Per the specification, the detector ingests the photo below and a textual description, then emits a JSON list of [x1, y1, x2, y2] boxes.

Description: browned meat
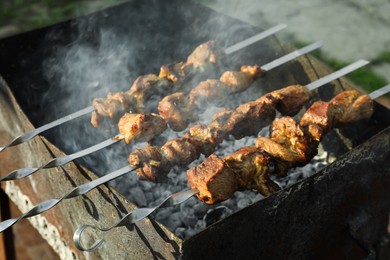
[[128, 136, 203, 183], [90, 41, 227, 128], [158, 92, 197, 131], [185, 88, 375, 204], [189, 123, 223, 156], [219, 65, 262, 93], [128, 74, 175, 111], [258, 89, 374, 176], [128, 146, 171, 182], [299, 100, 330, 133], [130, 85, 314, 182], [182, 41, 224, 78], [163, 65, 263, 130], [91, 92, 138, 127], [300, 89, 373, 132], [256, 117, 319, 176], [187, 154, 239, 204], [328, 90, 373, 127], [118, 113, 167, 144], [159, 62, 185, 83], [224, 146, 280, 195], [161, 137, 203, 167], [260, 85, 312, 115]]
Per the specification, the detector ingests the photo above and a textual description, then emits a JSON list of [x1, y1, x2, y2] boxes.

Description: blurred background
[[0, 0, 389, 259], [1, 0, 389, 94]]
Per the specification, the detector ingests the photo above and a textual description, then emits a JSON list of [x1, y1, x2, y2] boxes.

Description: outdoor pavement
[[197, 0, 390, 82]]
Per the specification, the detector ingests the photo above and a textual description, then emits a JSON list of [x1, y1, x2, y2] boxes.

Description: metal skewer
[[0, 135, 123, 181], [73, 188, 199, 252], [0, 41, 322, 182], [0, 165, 139, 233], [0, 24, 286, 153], [71, 60, 372, 251], [0, 60, 369, 235]]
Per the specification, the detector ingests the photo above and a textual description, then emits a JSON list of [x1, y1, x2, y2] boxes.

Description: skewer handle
[[0, 135, 122, 182], [0, 165, 136, 233], [73, 188, 198, 251]]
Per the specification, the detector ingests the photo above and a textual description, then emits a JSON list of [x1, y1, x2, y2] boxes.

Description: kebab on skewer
[[117, 41, 323, 144], [187, 89, 374, 204], [0, 61, 373, 234], [0, 42, 322, 182], [90, 40, 225, 128], [72, 83, 390, 253], [90, 24, 288, 128], [128, 60, 367, 182], [0, 24, 287, 153], [118, 64, 262, 143]]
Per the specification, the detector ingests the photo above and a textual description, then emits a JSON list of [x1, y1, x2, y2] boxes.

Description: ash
[[109, 121, 330, 241]]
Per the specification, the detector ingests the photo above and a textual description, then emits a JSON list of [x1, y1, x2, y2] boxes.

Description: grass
[[0, 0, 124, 32]]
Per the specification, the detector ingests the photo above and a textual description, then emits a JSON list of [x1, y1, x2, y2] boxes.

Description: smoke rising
[[37, 0, 303, 239]]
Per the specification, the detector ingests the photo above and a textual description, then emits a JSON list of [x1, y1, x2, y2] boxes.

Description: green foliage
[[0, 0, 124, 31], [373, 51, 390, 64]]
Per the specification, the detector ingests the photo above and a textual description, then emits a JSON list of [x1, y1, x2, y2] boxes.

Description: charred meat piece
[[132, 85, 313, 182], [161, 137, 203, 167], [189, 123, 223, 156], [256, 117, 319, 176], [219, 65, 262, 93], [159, 62, 185, 83], [187, 154, 239, 204], [328, 90, 373, 127], [182, 41, 224, 79], [260, 85, 312, 115], [129, 74, 175, 111], [118, 113, 167, 144], [300, 89, 373, 132], [158, 92, 197, 131], [224, 146, 280, 196], [91, 92, 138, 127], [162, 65, 265, 132], [128, 146, 171, 182]]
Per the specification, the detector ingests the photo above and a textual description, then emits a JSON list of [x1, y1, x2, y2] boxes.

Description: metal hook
[[73, 224, 106, 252], [73, 188, 199, 251]]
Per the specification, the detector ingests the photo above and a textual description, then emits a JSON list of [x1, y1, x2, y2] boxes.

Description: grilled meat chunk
[[118, 113, 167, 144], [128, 146, 171, 182], [224, 146, 280, 195], [260, 85, 312, 115], [128, 74, 175, 112], [91, 92, 138, 127], [131, 85, 314, 181], [161, 137, 203, 167], [219, 65, 262, 93], [158, 92, 197, 131], [91, 41, 225, 128], [256, 117, 319, 176], [159, 62, 185, 83], [300, 89, 373, 132], [183, 40, 224, 78], [189, 123, 223, 156], [187, 154, 239, 204]]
